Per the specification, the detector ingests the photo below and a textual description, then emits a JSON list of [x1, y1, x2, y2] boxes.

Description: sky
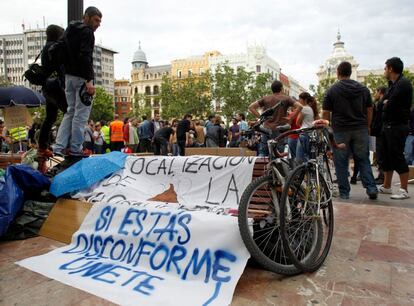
[[1, 0, 413, 89]]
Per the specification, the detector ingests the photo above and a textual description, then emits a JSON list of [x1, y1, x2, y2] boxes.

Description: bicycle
[[238, 102, 303, 276], [278, 124, 340, 272]]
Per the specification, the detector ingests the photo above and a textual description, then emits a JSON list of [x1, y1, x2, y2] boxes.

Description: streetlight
[[67, 0, 83, 25]]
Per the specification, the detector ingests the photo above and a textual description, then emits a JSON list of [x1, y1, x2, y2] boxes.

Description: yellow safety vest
[[9, 127, 27, 142], [101, 125, 110, 144]]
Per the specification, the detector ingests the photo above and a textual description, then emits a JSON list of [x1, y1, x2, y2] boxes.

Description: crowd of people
[[1, 5, 413, 201]]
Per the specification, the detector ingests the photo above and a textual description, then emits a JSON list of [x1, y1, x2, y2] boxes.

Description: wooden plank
[[409, 166, 414, 184], [0, 153, 22, 169], [185, 147, 257, 157], [39, 199, 92, 244], [185, 147, 218, 156]]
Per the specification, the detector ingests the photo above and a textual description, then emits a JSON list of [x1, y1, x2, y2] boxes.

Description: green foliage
[[211, 65, 252, 119], [89, 87, 115, 123], [0, 76, 13, 87], [363, 73, 387, 93], [131, 93, 152, 119], [160, 73, 212, 119], [211, 64, 272, 121], [159, 65, 273, 121], [309, 77, 336, 103]]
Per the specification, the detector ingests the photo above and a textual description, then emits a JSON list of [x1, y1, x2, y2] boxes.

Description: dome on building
[[132, 42, 148, 65], [317, 31, 359, 81], [331, 31, 352, 60]]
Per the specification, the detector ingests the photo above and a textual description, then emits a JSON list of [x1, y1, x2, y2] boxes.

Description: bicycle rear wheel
[[279, 164, 334, 272], [238, 175, 301, 275]]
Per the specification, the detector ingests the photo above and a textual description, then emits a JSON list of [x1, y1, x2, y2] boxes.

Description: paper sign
[[4, 106, 32, 129]]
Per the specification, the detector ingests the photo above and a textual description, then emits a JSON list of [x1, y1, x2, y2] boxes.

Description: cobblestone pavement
[[1, 179, 413, 305]]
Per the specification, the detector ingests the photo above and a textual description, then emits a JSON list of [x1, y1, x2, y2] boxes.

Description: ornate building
[[317, 31, 413, 86], [130, 43, 170, 117], [171, 51, 220, 79], [209, 44, 281, 80], [317, 31, 359, 81]]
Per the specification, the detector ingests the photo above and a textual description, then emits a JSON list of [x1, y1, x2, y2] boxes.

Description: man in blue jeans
[[53, 7, 102, 158], [322, 61, 378, 200]]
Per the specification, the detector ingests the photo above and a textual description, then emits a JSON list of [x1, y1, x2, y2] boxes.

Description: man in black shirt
[[370, 86, 387, 184], [379, 57, 413, 200], [53, 6, 102, 157], [323, 61, 378, 200], [153, 122, 174, 155], [176, 114, 192, 156]]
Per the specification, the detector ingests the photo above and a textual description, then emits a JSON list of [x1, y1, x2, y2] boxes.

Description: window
[[153, 85, 159, 95], [188, 69, 192, 77], [177, 70, 182, 78], [256, 65, 261, 73]]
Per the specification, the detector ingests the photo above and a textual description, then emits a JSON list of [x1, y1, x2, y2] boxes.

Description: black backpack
[[48, 22, 87, 71], [48, 35, 70, 72], [23, 51, 48, 86]]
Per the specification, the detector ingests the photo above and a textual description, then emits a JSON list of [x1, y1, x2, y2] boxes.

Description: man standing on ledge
[[322, 61, 378, 200], [53, 6, 102, 158], [378, 57, 413, 199]]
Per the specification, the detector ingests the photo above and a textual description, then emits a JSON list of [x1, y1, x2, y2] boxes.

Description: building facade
[[171, 51, 220, 79], [114, 79, 131, 119], [289, 76, 307, 99], [93, 45, 117, 94], [317, 31, 359, 82], [209, 45, 281, 80], [130, 44, 171, 117], [0, 28, 117, 94], [317, 31, 414, 86]]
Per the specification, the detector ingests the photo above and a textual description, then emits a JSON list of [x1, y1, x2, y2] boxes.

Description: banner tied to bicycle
[[18, 155, 257, 306]]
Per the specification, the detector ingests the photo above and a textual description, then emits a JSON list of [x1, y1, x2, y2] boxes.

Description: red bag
[[121, 147, 133, 154]]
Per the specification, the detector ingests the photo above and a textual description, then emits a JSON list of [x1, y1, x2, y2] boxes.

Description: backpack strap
[[33, 50, 42, 63]]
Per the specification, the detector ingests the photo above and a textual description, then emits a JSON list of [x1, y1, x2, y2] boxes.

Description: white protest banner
[[79, 155, 257, 213], [18, 202, 250, 306]]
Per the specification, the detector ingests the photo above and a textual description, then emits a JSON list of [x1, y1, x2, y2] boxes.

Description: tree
[[160, 73, 212, 119], [0, 76, 12, 87], [130, 93, 152, 119], [89, 87, 115, 123], [363, 73, 387, 94], [309, 77, 336, 103], [211, 64, 270, 120]]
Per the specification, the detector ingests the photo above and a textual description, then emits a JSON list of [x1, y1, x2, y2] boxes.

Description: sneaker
[[379, 185, 392, 194], [390, 189, 410, 200], [367, 192, 378, 200], [350, 177, 357, 185]]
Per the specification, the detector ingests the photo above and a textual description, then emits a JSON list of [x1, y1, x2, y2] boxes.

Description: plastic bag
[[8, 164, 50, 193], [0, 168, 24, 236]]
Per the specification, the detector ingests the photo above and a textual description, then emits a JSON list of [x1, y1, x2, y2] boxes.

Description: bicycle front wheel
[[238, 175, 301, 276], [279, 164, 334, 272]]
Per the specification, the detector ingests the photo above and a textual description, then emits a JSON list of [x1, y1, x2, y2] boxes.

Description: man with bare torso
[[248, 80, 302, 156]]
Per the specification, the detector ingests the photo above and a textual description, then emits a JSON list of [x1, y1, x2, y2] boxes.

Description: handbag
[[23, 51, 47, 86]]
